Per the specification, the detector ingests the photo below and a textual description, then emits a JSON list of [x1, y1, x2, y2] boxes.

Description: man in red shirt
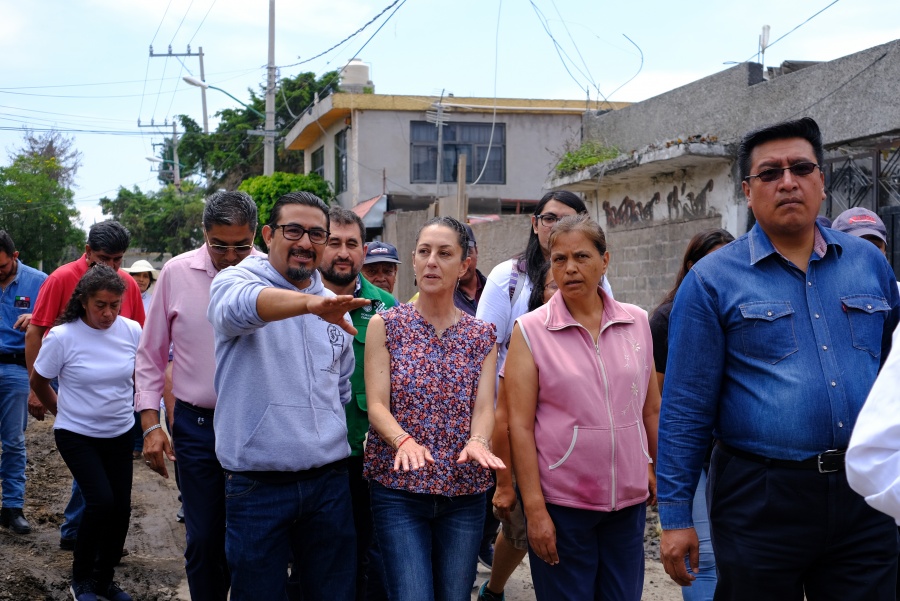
[[25, 220, 145, 549]]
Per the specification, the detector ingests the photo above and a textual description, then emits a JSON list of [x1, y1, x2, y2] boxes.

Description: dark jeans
[[224, 464, 356, 601], [173, 400, 229, 601], [370, 481, 485, 601], [709, 444, 899, 601], [347, 456, 388, 601], [527, 502, 646, 601], [54, 428, 132, 585]]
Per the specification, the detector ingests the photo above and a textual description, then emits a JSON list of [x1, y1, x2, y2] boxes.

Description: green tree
[[0, 153, 84, 271], [170, 71, 340, 191], [238, 172, 333, 246], [99, 183, 205, 257]]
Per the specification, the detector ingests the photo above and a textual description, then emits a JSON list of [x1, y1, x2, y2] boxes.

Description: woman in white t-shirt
[[31, 265, 142, 601]]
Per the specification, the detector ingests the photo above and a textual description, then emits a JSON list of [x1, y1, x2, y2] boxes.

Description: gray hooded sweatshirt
[[208, 255, 354, 472]]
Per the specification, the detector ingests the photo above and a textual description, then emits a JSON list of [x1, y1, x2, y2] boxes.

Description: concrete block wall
[[606, 215, 724, 312], [383, 212, 535, 303]]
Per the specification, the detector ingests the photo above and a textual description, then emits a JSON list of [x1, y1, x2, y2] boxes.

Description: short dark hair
[[87, 221, 130, 254], [416, 216, 469, 257], [738, 117, 824, 180], [527, 261, 553, 312], [328, 206, 365, 241], [0, 230, 16, 256], [268, 192, 330, 230], [203, 191, 258, 233], [55, 265, 126, 326]]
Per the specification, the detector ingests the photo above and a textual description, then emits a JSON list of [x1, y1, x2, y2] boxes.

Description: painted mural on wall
[[602, 179, 719, 227]]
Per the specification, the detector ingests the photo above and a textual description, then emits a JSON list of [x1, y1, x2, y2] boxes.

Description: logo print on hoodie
[[323, 324, 345, 374]]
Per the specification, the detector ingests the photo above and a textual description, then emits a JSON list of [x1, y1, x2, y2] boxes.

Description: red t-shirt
[[30, 254, 146, 328]]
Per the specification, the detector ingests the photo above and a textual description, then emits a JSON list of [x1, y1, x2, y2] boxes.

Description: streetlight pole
[[183, 77, 265, 118]]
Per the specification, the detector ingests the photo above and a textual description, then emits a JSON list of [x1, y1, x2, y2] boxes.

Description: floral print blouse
[[364, 303, 496, 496]]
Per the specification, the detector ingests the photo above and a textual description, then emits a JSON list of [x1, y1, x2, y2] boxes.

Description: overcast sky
[[1, 0, 898, 228]]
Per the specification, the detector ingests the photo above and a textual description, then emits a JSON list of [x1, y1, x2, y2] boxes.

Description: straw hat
[[122, 259, 160, 279]]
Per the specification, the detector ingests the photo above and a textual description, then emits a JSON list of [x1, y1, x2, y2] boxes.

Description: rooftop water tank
[[341, 59, 374, 94]]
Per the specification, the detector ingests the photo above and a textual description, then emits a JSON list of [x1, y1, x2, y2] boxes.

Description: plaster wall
[[310, 109, 583, 209]]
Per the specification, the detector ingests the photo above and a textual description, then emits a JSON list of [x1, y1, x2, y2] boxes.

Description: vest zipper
[[594, 338, 616, 510]]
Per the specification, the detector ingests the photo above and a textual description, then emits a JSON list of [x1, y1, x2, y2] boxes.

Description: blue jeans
[[173, 400, 228, 601], [369, 482, 485, 601], [683, 470, 716, 601], [528, 502, 646, 601], [0, 364, 29, 508], [224, 464, 356, 601]]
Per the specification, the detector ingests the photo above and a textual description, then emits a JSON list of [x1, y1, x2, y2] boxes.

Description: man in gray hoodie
[[208, 191, 369, 601]]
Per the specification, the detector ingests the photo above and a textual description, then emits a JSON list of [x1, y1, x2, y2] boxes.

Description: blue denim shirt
[[0, 260, 47, 354], [657, 223, 900, 530]]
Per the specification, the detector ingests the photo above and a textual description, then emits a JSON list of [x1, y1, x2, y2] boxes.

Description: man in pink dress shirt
[[135, 191, 260, 601]]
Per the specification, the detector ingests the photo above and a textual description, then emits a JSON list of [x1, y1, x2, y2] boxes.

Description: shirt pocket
[[841, 295, 890, 358], [739, 301, 798, 364]]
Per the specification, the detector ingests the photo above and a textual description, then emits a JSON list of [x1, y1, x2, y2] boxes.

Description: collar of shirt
[[748, 222, 835, 266]]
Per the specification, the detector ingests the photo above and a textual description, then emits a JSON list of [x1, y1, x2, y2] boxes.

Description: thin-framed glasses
[[535, 213, 561, 227], [206, 241, 254, 256], [743, 162, 820, 183], [271, 224, 329, 245]]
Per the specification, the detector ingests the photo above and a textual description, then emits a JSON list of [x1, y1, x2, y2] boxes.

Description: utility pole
[[172, 121, 182, 191], [264, 0, 276, 176]]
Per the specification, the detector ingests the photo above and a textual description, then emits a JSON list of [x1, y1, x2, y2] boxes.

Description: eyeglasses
[[271, 224, 329, 245], [544, 281, 559, 292], [744, 162, 820, 183], [207, 242, 254, 256], [535, 214, 561, 227]]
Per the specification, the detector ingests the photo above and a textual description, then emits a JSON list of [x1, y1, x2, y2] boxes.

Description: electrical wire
[[278, 0, 402, 70], [786, 51, 887, 119], [527, 0, 590, 93], [168, 0, 196, 47], [742, 0, 841, 63], [277, 0, 408, 139], [547, 0, 597, 99], [470, 0, 502, 187], [187, 0, 218, 46], [604, 34, 643, 104]]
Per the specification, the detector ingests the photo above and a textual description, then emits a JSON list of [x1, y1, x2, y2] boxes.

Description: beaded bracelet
[[142, 423, 162, 439], [467, 435, 490, 449]]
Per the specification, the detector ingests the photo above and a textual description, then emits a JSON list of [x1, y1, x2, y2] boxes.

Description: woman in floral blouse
[[364, 216, 505, 601]]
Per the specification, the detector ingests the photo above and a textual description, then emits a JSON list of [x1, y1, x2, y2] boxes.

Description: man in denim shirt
[[658, 117, 900, 600]]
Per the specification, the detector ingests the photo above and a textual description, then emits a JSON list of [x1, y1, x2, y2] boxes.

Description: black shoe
[[0, 507, 31, 534], [60, 536, 76, 551]]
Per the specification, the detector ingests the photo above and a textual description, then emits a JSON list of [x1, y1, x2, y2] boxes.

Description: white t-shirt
[[34, 317, 142, 438]]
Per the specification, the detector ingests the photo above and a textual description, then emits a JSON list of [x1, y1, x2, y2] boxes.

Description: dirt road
[[1, 418, 682, 601]]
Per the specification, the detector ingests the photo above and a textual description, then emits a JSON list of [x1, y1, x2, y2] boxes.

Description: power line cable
[[742, 0, 841, 63], [187, 0, 218, 46], [0, 67, 263, 90], [547, 0, 598, 98], [786, 51, 887, 119], [470, 0, 502, 187], [527, 1, 589, 92], [168, 0, 196, 47], [278, 0, 402, 70]]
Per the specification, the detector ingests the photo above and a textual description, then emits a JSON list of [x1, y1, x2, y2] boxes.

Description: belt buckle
[[817, 449, 843, 474]]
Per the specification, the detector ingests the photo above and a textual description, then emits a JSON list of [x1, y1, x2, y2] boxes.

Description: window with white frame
[[410, 121, 505, 185], [311, 146, 325, 178], [334, 129, 348, 195]]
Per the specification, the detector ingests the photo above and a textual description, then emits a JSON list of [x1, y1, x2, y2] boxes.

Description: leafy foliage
[[161, 71, 341, 192], [238, 172, 333, 246], [0, 149, 84, 271], [99, 183, 205, 257], [11, 130, 83, 189], [555, 141, 621, 176]]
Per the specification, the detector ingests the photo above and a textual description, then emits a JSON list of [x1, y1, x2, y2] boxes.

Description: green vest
[[346, 276, 397, 455]]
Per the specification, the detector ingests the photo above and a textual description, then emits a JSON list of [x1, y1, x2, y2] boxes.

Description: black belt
[[0, 353, 26, 367], [719, 442, 845, 473], [229, 458, 348, 484], [175, 399, 215, 417]]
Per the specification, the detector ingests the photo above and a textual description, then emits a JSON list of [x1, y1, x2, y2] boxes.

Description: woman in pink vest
[[506, 214, 660, 601]]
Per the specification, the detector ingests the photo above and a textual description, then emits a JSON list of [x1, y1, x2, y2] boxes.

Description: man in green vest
[[320, 206, 396, 600]]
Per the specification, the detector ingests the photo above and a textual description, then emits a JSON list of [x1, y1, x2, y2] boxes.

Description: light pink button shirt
[[134, 246, 262, 411]]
